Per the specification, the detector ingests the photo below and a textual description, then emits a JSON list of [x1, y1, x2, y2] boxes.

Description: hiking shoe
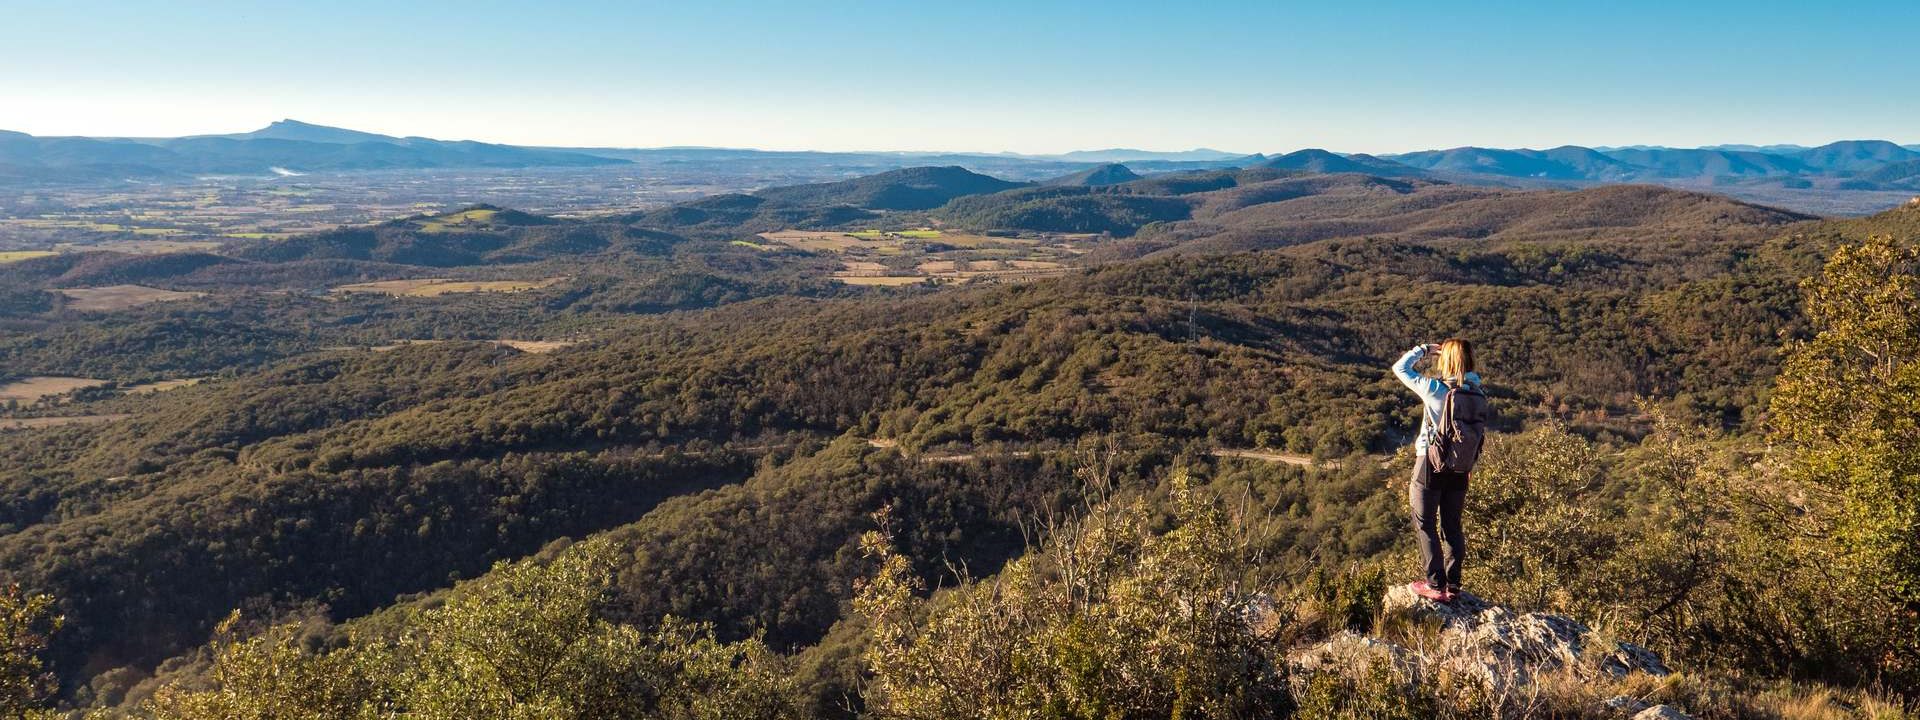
[[1407, 581, 1450, 603]]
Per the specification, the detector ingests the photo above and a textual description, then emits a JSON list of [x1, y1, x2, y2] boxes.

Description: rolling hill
[[9, 192, 1915, 715], [230, 206, 681, 266], [931, 165, 1814, 253], [1259, 149, 1426, 177], [1599, 147, 1807, 178], [7, 154, 1920, 715], [1385, 140, 1920, 191], [751, 165, 1029, 210], [1387, 146, 1636, 181], [1793, 139, 1920, 172], [1042, 163, 1143, 186]]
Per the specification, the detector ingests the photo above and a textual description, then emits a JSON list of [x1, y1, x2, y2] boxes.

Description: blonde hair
[[1434, 337, 1475, 384]]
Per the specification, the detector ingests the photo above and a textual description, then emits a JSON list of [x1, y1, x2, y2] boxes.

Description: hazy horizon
[[7, 116, 1916, 159], [4, 1, 1918, 153]]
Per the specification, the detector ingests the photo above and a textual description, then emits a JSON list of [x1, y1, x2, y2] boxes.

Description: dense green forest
[[1, 167, 1917, 718]]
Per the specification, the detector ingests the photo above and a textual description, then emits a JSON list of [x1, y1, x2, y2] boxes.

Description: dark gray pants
[[1409, 456, 1468, 590]]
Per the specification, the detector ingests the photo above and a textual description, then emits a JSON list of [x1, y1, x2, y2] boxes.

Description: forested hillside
[[2, 165, 1918, 718]]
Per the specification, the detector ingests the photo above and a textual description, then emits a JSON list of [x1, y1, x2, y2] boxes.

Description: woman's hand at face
[[1424, 343, 1441, 353]]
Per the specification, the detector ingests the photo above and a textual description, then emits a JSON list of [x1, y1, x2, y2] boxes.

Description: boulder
[[1632, 705, 1694, 720], [1606, 695, 1653, 714], [1380, 586, 1671, 689], [1287, 630, 1418, 677]]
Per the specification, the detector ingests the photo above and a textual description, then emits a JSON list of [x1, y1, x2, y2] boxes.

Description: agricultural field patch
[[757, 230, 868, 253], [124, 378, 205, 394], [344, 339, 578, 353], [849, 229, 943, 240], [65, 239, 225, 254], [0, 376, 110, 403], [413, 208, 500, 233], [838, 260, 888, 273], [833, 276, 929, 286], [791, 226, 1082, 287], [331, 277, 568, 297], [54, 285, 208, 311], [0, 250, 58, 264], [494, 339, 577, 354], [0, 414, 133, 430]]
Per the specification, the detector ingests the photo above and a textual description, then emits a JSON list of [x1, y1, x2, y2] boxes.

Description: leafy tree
[[0, 583, 60, 720], [1769, 234, 1920, 689]]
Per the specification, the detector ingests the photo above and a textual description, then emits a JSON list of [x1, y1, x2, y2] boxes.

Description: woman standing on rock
[[1392, 338, 1491, 603]]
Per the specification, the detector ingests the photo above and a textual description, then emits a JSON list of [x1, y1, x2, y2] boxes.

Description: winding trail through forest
[[867, 437, 1344, 469]]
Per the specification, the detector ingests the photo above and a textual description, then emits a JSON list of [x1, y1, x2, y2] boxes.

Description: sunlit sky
[[3, 0, 1916, 154]]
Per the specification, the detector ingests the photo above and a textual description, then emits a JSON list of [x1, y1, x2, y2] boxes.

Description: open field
[[0, 250, 58, 263], [495, 340, 576, 353], [54, 285, 208, 311], [65, 239, 225, 254], [413, 208, 500, 232], [346, 339, 579, 353], [758, 230, 869, 252], [125, 378, 205, 394], [764, 229, 1034, 254], [0, 165, 813, 252], [849, 229, 943, 240], [837, 260, 888, 274], [331, 277, 567, 297], [772, 226, 1081, 287], [0, 376, 109, 403], [830, 256, 1071, 286], [0, 414, 133, 430], [833, 276, 929, 286]]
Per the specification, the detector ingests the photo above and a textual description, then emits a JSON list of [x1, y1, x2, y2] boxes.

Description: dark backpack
[[1425, 381, 1491, 474]]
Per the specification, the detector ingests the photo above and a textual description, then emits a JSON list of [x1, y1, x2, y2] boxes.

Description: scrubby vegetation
[[0, 166, 1916, 717]]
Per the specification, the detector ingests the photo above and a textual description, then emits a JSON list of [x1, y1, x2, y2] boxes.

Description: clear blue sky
[[3, 0, 1915, 154]]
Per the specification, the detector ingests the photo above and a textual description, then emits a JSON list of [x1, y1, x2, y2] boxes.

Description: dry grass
[[347, 339, 576, 353], [80, 239, 224, 254], [494, 340, 575, 354], [0, 376, 109, 402], [835, 276, 928, 286], [758, 230, 870, 253], [0, 414, 133, 430], [0, 250, 57, 264], [54, 285, 207, 311], [331, 277, 567, 297], [414, 208, 500, 233], [124, 378, 204, 394], [926, 232, 1035, 248]]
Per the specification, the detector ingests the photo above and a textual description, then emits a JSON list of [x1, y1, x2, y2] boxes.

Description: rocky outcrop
[[1285, 587, 1688, 717], [1632, 706, 1694, 720], [1378, 585, 1670, 685]]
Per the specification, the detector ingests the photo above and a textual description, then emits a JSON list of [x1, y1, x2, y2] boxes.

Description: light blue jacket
[[1393, 345, 1483, 455]]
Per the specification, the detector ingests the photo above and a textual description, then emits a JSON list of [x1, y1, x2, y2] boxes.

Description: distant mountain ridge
[[0, 120, 624, 183], [1260, 148, 1425, 177], [222, 119, 407, 144], [1385, 140, 1920, 190], [5, 119, 1919, 198], [1049, 148, 1245, 163]]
